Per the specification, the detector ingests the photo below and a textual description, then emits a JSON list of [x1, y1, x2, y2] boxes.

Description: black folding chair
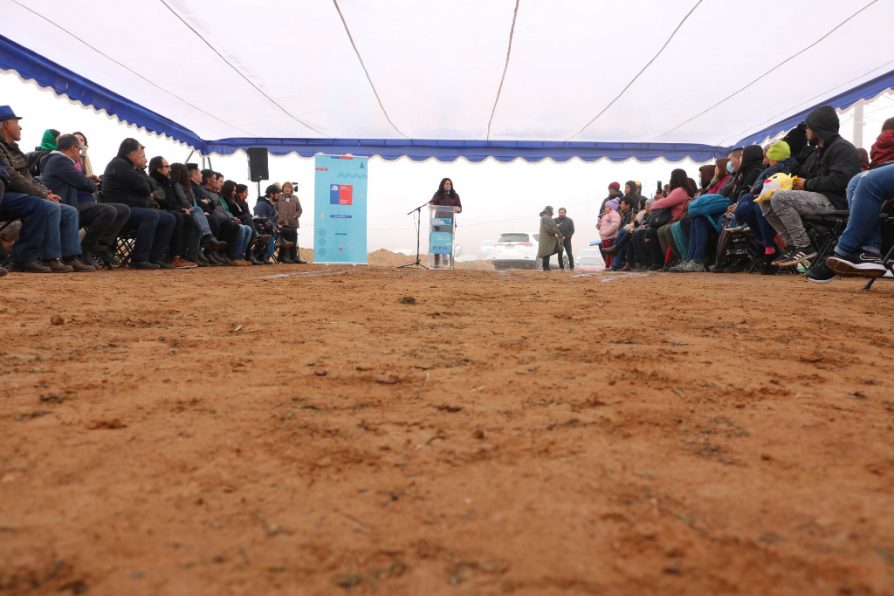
[[802, 210, 849, 267], [0, 214, 20, 269]]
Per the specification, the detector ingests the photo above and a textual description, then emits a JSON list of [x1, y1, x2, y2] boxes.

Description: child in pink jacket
[[597, 204, 621, 268]]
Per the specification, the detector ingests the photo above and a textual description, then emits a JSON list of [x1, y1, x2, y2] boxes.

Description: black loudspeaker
[[247, 147, 269, 182]]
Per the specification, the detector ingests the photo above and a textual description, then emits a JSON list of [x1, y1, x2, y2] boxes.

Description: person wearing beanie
[[597, 181, 623, 222], [732, 141, 799, 272], [765, 140, 790, 163], [760, 105, 860, 271]]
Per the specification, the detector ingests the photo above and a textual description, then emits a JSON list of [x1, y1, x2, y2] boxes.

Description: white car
[[489, 232, 559, 269]]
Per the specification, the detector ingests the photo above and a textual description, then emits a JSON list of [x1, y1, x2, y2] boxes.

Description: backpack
[[26, 150, 51, 177]]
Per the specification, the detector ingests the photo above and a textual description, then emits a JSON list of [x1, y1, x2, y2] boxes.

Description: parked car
[[575, 248, 604, 272], [489, 232, 560, 269], [489, 232, 537, 269]]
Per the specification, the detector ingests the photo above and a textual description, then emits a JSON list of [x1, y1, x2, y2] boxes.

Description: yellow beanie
[[766, 140, 791, 162]]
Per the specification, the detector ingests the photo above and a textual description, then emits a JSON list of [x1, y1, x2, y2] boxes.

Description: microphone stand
[[398, 200, 431, 269]]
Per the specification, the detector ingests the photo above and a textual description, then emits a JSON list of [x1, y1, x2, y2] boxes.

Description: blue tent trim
[[735, 67, 894, 147], [204, 138, 728, 162], [0, 34, 206, 150]]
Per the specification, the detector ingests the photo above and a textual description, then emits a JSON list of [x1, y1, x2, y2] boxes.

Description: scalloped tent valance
[[2, 0, 894, 162]]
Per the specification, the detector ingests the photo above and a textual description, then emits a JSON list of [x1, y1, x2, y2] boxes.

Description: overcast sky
[[2, 73, 892, 257]]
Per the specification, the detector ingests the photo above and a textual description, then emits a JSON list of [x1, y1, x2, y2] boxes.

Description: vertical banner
[[313, 155, 368, 265]]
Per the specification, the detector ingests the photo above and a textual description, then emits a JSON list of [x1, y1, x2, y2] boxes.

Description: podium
[[428, 204, 457, 269]]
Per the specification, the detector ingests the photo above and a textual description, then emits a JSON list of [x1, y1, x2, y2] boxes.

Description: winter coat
[[706, 174, 731, 195], [40, 151, 96, 208], [0, 140, 49, 198], [149, 172, 183, 211], [648, 187, 690, 219], [101, 155, 153, 208], [750, 158, 798, 194], [276, 193, 302, 228], [536, 212, 562, 258], [802, 136, 861, 209], [870, 129, 894, 169], [802, 106, 861, 209], [254, 196, 277, 220], [430, 191, 462, 210], [554, 215, 574, 238], [687, 194, 732, 232], [597, 209, 621, 240], [172, 182, 195, 211]]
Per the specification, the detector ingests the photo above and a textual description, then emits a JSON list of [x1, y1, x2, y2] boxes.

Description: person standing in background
[[276, 181, 305, 264], [554, 207, 575, 271], [537, 205, 562, 271]]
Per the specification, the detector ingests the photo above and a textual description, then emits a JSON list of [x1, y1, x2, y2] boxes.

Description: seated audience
[[761, 106, 860, 267], [41, 133, 130, 267], [148, 156, 197, 268], [809, 117, 894, 282], [101, 138, 175, 269], [0, 106, 89, 273]]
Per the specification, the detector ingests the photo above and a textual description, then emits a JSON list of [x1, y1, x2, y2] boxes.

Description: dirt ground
[[1, 264, 893, 595]]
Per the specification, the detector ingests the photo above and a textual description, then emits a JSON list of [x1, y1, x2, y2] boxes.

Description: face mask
[[726, 161, 734, 174]]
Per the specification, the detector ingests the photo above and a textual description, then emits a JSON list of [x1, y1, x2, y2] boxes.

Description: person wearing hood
[[672, 146, 764, 272], [761, 106, 860, 268], [734, 140, 799, 271], [536, 205, 562, 271], [101, 138, 176, 269], [809, 118, 894, 283], [37, 129, 60, 151]]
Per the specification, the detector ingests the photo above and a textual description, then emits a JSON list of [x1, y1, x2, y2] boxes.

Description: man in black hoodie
[[761, 106, 860, 267]]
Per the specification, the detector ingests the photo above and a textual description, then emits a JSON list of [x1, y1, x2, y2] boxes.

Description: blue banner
[[313, 155, 368, 264]]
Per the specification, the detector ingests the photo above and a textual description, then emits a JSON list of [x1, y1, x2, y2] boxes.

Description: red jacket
[[870, 129, 894, 168]]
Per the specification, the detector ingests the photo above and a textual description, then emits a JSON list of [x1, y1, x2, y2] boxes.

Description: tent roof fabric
[[2, 0, 894, 161]]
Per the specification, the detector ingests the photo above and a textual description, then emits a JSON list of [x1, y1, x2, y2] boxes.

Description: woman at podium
[[429, 178, 463, 267]]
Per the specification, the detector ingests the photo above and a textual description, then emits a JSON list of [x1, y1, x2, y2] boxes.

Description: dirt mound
[[1, 267, 892, 593]]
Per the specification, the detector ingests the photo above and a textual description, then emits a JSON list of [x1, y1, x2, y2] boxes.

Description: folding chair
[[0, 214, 19, 269], [113, 229, 137, 268], [802, 210, 849, 267], [864, 210, 894, 290]]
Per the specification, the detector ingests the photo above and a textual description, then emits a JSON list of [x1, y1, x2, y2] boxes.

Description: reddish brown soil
[[2, 266, 893, 594]]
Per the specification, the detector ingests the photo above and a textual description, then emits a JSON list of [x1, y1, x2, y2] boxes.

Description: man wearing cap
[[537, 205, 562, 271], [255, 184, 290, 263], [0, 105, 93, 273], [760, 106, 860, 268]]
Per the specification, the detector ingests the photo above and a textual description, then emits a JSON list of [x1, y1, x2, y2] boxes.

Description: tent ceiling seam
[[331, 0, 408, 139], [564, 0, 702, 142], [656, 0, 880, 140], [722, 62, 894, 147], [157, 0, 327, 137], [7, 0, 251, 137], [486, 0, 520, 141]]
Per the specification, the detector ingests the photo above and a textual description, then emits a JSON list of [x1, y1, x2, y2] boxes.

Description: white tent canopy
[[2, 0, 893, 161]]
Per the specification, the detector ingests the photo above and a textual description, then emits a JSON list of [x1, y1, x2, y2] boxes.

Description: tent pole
[[185, 149, 194, 164], [853, 101, 865, 148]]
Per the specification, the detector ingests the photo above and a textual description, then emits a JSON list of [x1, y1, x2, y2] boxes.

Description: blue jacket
[[687, 193, 732, 232], [41, 151, 96, 208], [254, 196, 276, 219]]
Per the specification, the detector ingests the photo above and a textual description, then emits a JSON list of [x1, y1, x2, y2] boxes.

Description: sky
[[2, 72, 892, 258]]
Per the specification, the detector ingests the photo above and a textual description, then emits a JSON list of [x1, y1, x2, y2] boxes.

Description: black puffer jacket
[[720, 145, 765, 200], [101, 155, 152, 208]]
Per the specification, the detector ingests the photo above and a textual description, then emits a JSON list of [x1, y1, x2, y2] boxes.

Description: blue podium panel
[[313, 155, 368, 265], [428, 204, 456, 268]]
